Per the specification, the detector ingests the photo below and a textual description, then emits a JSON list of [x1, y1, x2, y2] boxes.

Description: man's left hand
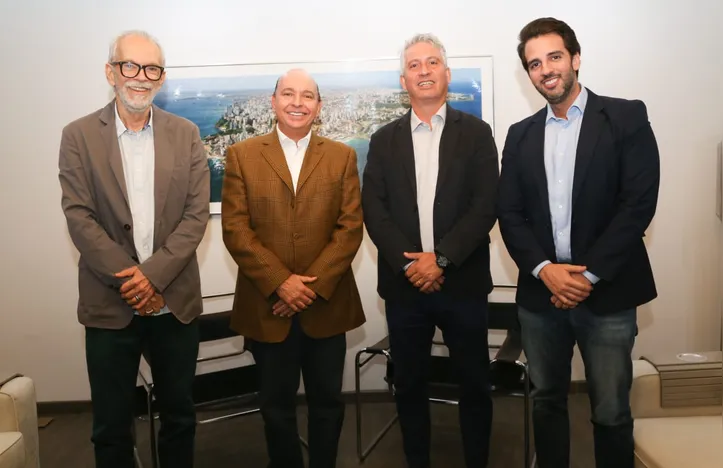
[[272, 299, 297, 318], [551, 273, 591, 309], [403, 252, 443, 288], [116, 266, 155, 311]]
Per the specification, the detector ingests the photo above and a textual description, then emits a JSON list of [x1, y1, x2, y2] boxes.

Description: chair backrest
[[198, 311, 239, 343]]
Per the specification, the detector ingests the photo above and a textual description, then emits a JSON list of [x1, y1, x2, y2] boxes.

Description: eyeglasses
[[110, 61, 165, 81]]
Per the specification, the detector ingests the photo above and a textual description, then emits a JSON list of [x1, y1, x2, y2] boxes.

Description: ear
[[399, 74, 408, 92], [572, 54, 581, 72], [105, 63, 116, 87]]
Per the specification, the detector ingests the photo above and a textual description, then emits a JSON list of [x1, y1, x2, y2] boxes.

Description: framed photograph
[[154, 57, 495, 214]]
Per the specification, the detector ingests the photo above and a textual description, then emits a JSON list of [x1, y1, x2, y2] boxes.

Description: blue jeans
[[518, 303, 636, 468]]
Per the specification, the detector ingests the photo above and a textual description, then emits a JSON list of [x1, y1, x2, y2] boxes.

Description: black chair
[[354, 301, 533, 467]]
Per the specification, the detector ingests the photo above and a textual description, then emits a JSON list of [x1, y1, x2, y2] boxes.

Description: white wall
[[1, 0, 721, 402]]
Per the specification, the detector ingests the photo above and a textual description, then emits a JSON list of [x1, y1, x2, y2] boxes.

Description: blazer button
[[293, 233, 300, 239], [124, 224, 131, 231]]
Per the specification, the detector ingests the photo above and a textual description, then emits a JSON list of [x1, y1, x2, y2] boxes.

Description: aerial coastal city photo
[[155, 66, 488, 204]]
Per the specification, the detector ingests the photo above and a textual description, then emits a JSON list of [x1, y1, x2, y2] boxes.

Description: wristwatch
[[435, 252, 450, 269]]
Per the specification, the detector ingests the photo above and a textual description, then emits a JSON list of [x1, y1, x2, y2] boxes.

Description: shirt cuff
[[582, 270, 600, 284], [532, 260, 551, 279], [402, 260, 415, 271]]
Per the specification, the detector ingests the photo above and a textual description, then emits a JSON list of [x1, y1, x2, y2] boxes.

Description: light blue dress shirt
[[531, 86, 599, 284]]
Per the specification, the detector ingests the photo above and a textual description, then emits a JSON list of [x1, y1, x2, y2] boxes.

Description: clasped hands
[[272, 274, 318, 318], [114, 266, 165, 316], [404, 252, 444, 294], [538, 263, 593, 309]]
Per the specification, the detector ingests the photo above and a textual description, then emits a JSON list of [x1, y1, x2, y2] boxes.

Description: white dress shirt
[[411, 104, 447, 254], [277, 125, 311, 192], [116, 104, 170, 315]]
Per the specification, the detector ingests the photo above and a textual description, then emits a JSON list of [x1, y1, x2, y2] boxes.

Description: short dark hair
[[517, 17, 581, 75], [273, 77, 322, 102]]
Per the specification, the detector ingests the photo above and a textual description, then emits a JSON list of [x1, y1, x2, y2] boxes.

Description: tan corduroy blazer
[[221, 130, 365, 342]]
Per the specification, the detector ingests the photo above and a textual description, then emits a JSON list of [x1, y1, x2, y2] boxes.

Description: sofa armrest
[[631, 359, 722, 419], [0, 377, 39, 468]]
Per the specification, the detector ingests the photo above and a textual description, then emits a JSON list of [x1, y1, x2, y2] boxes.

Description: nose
[[292, 94, 302, 106], [419, 63, 430, 75], [540, 60, 552, 76]]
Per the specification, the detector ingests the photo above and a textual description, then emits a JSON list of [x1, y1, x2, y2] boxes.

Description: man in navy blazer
[[497, 17, 660, 468]]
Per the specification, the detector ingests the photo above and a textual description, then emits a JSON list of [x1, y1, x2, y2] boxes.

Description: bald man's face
[[271, 72, 321, 137]]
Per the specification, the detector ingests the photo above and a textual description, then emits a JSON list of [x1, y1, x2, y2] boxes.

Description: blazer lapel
[[296, 133, 325, 192], [100, 102, 129, 206], [261, 132, 295, 193], [435, 105, 460, 197], [528, 109, 552, 221], [394, 111, 417, 199], [152, 106, 175, 227], [572, 92, 604, 206]]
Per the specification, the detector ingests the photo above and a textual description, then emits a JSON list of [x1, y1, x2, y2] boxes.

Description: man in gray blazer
[[58, 30, 209, 468]]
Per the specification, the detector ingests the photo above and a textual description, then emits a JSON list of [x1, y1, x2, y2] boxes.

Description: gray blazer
[[59, 100, 210, 329]]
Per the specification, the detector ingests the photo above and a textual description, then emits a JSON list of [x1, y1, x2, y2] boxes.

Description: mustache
[[541, 73, 561, 82], [124, 81, 153, 90]]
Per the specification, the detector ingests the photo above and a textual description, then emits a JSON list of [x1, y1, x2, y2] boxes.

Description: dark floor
[[38, 394, 594, 467]]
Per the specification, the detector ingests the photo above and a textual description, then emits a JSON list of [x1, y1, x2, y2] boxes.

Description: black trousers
[[386, 293, 493, 468], [248, 316, 346, 468], [85, 313, 199, 468]]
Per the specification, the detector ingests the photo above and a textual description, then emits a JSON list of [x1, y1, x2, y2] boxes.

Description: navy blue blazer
[[497, 89, 660, 313]]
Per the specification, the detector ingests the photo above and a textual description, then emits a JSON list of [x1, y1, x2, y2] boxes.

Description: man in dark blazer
[[58, 31, 209, 468], [362, 34, 499, 468], [497, 17, 660, 468]]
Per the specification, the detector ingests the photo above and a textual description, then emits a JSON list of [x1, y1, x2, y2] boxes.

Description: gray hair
[[108, 30, 166, 66], [400, 33, 448, 73]]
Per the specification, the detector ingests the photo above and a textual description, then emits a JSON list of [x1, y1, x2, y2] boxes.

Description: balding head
[[273, 68, 321, 102], [271, 68, 322, 142]]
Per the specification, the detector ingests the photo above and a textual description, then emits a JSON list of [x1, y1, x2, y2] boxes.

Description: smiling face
[[271, 69, 322, 140], [400, 40, 451, 109], [524, 32, 580, 106], [105, 34, 165, 114]]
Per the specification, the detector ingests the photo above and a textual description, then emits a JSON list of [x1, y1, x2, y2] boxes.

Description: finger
[[134, 295, 153, 311], [295, 300, 308, 310], [560, 289, 587, 302], [437, 276, 445, 284], [564, 264, 587, 273], [119, 276, 141, 293], [300, 287, 317, 301], [566, 280, 593, 293], [419, 281, 434, 293], [114, 267, 137, 278], [298, 276, 318, 283], [403, 252, 421, 260]]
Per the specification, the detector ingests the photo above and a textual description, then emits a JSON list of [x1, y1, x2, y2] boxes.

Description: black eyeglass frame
[[110, 61, 165, 81]]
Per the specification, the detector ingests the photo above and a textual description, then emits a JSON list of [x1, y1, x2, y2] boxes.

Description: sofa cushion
[[0, 432, 25, 468], [634, 416, 722, 468]]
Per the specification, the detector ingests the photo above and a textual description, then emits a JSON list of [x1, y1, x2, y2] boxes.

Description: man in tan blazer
[[58, 30, 209, 468], [222, 68, 365, 468]]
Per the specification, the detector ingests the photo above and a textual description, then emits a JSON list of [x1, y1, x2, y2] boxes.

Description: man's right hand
[[539, 264, 593, 308], [419, 276, 445, 294], [276, 274, 318, 313]]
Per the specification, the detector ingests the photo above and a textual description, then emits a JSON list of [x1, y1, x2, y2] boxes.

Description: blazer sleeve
[[304, 147, 363, 300], [578, 101, 660, 281], [139, 125, 210, 292], [362, 131, 418, 272], [222, 143, 293, 298], [58, 125, 137, 288], [496, 125, 551, 274], [435, 121, 499, 266]]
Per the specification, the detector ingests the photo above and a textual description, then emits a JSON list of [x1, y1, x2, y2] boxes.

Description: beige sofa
[[631, 359, 722, 468], [0, 375, 39, 468]]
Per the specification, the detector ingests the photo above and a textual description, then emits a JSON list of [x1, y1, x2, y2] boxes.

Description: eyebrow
[[280, 87, 316, 96]]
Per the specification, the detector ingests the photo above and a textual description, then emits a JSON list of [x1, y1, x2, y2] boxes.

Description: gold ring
[[134, 295, 141, 302]]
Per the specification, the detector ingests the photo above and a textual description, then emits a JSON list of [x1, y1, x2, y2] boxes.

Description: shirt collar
[[546, 85, 588, 123], [411, 102, 447, 130], [115, 102, 153, 137], [276, 125, 312, 147]]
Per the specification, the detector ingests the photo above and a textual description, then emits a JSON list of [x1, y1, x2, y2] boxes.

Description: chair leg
[[147, 387, 159, 468], [355, 349, 398, 463]]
